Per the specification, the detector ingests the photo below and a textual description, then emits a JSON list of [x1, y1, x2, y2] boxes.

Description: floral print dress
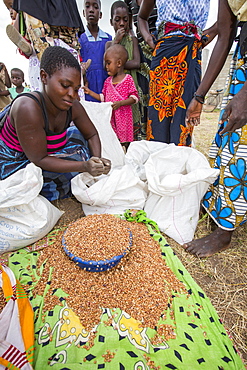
[[147, 0, 210, 146], [202, 44, 247, 230]]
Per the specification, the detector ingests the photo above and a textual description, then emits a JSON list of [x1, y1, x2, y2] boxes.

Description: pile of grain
[[64, 214, 131, 261], [32, 218, 187, 333]]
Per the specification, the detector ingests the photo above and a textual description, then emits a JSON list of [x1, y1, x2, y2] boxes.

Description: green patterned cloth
[[7, 211, 245, 369]]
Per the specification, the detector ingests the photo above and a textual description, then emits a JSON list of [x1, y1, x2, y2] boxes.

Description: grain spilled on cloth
[[32, 215, 187, 334]]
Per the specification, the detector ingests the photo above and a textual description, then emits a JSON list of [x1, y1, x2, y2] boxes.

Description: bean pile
[[32, 217, 187, 335], [64, 214, 131, 261]]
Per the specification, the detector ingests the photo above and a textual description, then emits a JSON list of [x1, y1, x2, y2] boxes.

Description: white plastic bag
[[71, 165, 147, 215], [81, 100, 125, 168], [143, 146, 220, 245], [0, 163, 63, 253]]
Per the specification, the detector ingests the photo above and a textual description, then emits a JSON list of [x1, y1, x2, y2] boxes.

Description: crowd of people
[[0, 0, 246, 258]]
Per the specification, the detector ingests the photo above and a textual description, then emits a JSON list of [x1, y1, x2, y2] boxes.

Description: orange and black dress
[[147, 0, 210, 146]]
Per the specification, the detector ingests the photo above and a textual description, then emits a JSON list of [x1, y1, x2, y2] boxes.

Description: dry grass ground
[[54, 111, 247, 364]]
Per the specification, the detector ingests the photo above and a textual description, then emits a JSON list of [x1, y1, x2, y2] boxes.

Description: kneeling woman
[[0, 46, 111, 201]]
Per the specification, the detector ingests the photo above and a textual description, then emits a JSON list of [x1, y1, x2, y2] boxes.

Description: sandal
[[6, 24, 33, 56], [81, 59, 92, 75]]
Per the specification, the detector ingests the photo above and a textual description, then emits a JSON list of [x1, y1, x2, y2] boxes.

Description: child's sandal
[[81, 59, 92, 75], [6, 24, 33, 56]]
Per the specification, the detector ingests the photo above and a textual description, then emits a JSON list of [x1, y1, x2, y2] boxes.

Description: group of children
[[2, 0, 151, 150]]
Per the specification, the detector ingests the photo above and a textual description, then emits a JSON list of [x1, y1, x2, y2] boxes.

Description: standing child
[[107, 1, 146, 140], [84, 44, 139, 150], [78, 0, 112, 102], [7, 68, 30, 99]]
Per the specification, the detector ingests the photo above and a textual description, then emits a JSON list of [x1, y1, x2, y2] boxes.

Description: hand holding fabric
[[112, 101, 122, 110]]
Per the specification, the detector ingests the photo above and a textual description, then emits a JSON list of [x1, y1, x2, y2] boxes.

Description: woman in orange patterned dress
[[138, 0, 216, 146]]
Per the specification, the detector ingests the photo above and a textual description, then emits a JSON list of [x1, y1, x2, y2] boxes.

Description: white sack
[[71, 165, 147, 215], [81, 100, 125, 168], [0, 163, 63, 253], [125, 140, 171, 181], [143, 146, 220, 245]]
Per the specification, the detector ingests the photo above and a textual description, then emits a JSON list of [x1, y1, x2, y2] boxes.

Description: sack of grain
[[71, 165, 147, 215], [0, 163, 63, 253], [143, 146, 219, 245]]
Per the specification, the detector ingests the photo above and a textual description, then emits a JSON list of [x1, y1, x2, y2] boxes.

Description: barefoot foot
[[182, 228, 233, 257]]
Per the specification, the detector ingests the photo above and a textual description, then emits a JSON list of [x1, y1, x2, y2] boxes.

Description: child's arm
[[112, 74, 139, 110], [83, 86, 101, 101], [105, 40, 112, 50], [124, 35, 140, 70], [112, 97, 136, 110]]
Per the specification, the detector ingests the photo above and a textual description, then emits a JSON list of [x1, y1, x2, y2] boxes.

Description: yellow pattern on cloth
[[0, 264, 34, 370], [228, 0, 247, 21]]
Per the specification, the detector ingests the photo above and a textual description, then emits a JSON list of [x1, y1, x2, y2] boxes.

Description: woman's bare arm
[[138, 0, 156, 49], [11, 96, 106, 176]]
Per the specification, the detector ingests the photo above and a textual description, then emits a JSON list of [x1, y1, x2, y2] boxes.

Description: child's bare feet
[[6, 24, 33, 56], [182, 227, 233, 257]]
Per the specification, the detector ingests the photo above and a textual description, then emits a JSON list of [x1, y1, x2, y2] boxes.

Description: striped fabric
[[0, 117, 68, 153], [46, 131, 68, 153], [0, 116, 23, 152], [1, 345, 29, 368], [0, 264, 34, 370]]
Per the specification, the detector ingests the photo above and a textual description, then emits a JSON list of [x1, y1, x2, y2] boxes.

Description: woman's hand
[[101, 158, 111, 174], [220, 85, 247, 134], [85, 157, 111, 176], [185, 98, 203, 127], [84, 157, 105, 177]]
